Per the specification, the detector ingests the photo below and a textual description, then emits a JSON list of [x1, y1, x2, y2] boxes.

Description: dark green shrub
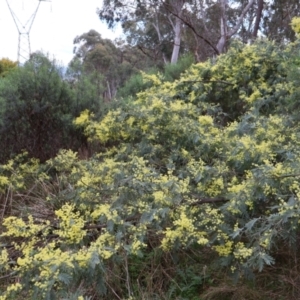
[[0, 53, 92, 162], [163, 54, 194, 82]]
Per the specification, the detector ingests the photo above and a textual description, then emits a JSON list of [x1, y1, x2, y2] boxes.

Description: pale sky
[[0, 0, 122, 65]]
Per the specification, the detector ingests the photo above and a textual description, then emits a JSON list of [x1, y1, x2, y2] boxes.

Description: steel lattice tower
[[5, 0, 49, 64]]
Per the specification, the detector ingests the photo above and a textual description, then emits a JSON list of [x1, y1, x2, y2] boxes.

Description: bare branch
[[228, 0, 255, 37], [271, 173, 300, 179], [189, 197, 228, 206], [163, 6, 220, 55], [180, 79, 234, 86]]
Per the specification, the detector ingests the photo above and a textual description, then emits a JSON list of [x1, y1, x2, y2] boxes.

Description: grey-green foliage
[[163, 54, 194, 81], [116, 70, 155, 99], [117, 54, 194, 99]]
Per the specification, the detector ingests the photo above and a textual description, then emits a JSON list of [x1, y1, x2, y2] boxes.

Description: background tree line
[[98, 0, 300, 63]]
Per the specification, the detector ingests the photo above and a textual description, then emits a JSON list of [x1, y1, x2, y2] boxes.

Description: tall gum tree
[[70, 29, 151, 100], [98, 0, 187, 64], [216, 0, 255, 53], [166, 0, 185, 63]]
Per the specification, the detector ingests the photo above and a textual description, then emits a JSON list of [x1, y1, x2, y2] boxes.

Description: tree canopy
[[98, 0, 300, 63], [70, 29, 152, 101], [0, 58, 17, 78]]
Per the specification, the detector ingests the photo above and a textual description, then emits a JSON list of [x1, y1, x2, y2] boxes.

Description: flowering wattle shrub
[[2, 37, 300, 299]]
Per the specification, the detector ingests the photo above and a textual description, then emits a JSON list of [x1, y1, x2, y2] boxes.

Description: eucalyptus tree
[[261, 0, 300, 42], [216, 0, 255, 53], [98, 0, 188, 64], [71, 29, 151, 100], [98, 0, 259, 63]]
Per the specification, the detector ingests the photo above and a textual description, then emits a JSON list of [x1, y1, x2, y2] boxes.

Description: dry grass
[[0, 174, 69, 225], [200, 247, 300, 300], [201, 284, 264, 300]]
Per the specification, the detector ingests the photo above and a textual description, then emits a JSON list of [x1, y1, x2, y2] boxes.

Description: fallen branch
[[189, 197, 228, 206]]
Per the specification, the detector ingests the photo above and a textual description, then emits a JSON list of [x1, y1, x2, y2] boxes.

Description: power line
[[5, 0, 51, 64]]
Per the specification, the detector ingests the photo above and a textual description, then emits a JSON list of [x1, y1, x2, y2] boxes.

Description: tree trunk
[[252, 0, 264, 39], [171, 15, 182, 64], [169, 0, 185, 64], [216, 35, 227, 54], [216, 0, 227, 54], [217, 0, 255, 54]]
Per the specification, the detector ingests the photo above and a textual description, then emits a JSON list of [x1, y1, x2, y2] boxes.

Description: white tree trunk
[[171, 15, 182, 64], [216, 0, 255, 54], [152, 9, 169, 64], [216, 0, 227, 54], [169, 0, 184, 64]]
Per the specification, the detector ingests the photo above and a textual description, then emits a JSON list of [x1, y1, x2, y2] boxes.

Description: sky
[[0, 0, 122, 65]]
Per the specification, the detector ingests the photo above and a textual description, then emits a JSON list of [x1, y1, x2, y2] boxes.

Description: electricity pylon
[[5, 0, 50, 64]]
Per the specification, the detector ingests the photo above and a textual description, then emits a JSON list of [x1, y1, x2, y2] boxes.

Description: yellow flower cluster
[[140, 72, 162, 86], [161, 210, 208, 250], [0, 175, 9, 191], [291, 17, 300, 35], [0, 153, 41, 191], [50, 149, 79, 172], [169, 100, 189, 112], [130, 237, 147, 255], [54, 203, 86, 244], [91, 230, 118, 260], [0, 249, 9, 271], [204, 177, 224, 197], [259, 230, 272, 249], [153, 190, 168, 205], [213, 241, 233, 257], [198, 115, 214, 126], [91, 203, 112, 220], [233, 242, 253, 261], [74, 109, 93, 126], [0, 283, 22, 300], [2, 215, 47, 238]]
